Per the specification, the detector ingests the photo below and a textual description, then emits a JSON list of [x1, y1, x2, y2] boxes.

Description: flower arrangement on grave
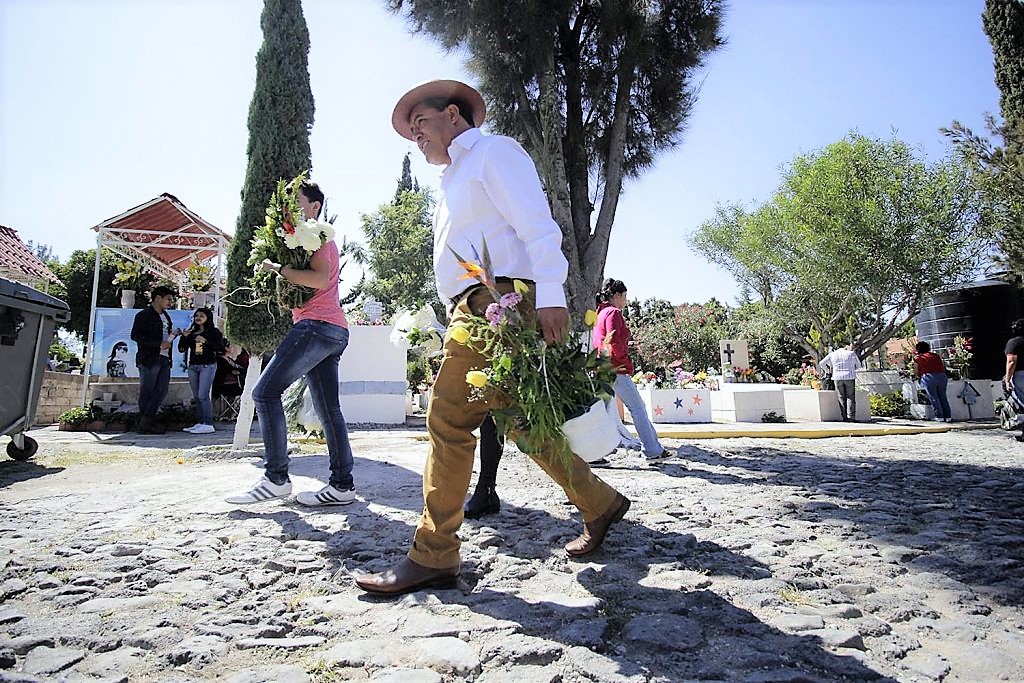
[[947, 335, 973, 379], [632, 368, 706, 390], [733, 366, 758, 383], [246, 171, 335, 314], [111, 259, 145, 292], [183, 257, 214, 293], [782, 363, 821, 389], [449, 240, 616, 466]]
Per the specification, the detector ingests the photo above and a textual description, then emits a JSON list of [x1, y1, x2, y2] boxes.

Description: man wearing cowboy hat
[[355, 79, 630, 596]]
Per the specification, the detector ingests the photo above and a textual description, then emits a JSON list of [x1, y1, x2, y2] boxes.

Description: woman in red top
[[914, 341, 951, 422], [592, 279, 672, 461]]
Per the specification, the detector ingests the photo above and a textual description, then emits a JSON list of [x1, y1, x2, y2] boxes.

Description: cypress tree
[[226, 0, 315, 355], [983, 0, 1024, 129]]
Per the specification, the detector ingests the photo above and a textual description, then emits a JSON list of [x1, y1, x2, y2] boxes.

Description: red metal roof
[[0, 225, 62, 286], [92, 193, 231, 273]]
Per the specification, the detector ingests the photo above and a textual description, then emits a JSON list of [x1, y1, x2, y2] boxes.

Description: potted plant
[[57, 405, 105, 432], [112, 259, 146, 309], [184, 257, 215, 308]]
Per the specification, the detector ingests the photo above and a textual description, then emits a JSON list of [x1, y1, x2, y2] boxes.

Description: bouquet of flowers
[[449, 240, 616, 467], [947, 335, 973, 379], [247, 171, 335, 314]]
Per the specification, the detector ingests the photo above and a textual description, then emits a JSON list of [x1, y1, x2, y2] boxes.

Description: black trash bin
[[0, 277, 71, 461]]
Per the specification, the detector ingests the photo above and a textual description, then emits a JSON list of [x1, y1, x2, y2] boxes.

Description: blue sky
[[0, 0, 1001, 307]]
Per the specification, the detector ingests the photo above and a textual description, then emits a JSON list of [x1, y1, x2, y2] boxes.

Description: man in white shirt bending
[[819, 344, 863, 422], [356, 80, 629, 596]]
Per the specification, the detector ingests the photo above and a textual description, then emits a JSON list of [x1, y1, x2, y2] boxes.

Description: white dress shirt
[[820, 348, 862, 380], [434, 127, 568, 310]]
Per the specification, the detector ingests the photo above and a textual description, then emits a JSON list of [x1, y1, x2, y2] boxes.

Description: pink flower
[[499, 292, 522, 309], [485, 303, 504, 327]]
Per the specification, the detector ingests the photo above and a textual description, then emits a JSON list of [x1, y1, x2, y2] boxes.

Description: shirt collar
[[446, 127, 483, 166]]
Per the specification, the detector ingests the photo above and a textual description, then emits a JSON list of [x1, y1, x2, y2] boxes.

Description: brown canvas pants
[[407, 281, 622, 570]]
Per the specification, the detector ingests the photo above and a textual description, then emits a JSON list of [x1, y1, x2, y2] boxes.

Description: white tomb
[[638, 387, 712, 423], [337, 325, 407, 425], [783, 388, 871, 422], [710, 383, 794, 423]]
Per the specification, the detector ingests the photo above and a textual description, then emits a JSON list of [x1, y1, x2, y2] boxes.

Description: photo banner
[[90, 307, 195, 379]]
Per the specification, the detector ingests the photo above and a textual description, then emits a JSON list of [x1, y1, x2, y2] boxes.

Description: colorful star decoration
[[688, 407, 694, 415], [673, 397, 683, 409], [692, 394, 703, 405], [654, 405, 664, 416]]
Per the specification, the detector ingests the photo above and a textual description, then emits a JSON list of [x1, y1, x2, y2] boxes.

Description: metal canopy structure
[[81, 193, 232, 404]]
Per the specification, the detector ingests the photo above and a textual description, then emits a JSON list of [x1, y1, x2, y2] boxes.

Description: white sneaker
[[295, 485, 357, 507], [190, 424, 215, 434], [225, 477, 292, 504], [182, 423, 203, 433]]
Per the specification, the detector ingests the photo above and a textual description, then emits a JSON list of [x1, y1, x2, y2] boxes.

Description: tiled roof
[[93, 193, 230, 274], [0, 225, 62, 286]]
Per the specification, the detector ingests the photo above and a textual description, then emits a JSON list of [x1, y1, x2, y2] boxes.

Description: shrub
[[761, 411, 786, 423], [58, 405, 99, 426], [870, 392, 909, 417]]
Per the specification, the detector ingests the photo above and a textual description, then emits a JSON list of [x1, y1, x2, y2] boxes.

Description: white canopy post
[[80, 237, 104, 406]]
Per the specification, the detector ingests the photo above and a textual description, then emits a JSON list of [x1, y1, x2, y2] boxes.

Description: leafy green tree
[[387, 0, 724, 317], [226, 0, 315, 355], [625, 298, 729, 376], [692, 133, 989, 361], [730, 302, 806, 379], [50, 249, 121, 341], [359, 188, 438, 318]]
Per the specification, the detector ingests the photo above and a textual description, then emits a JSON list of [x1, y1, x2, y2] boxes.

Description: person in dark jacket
[[130, 286, 178, 434], [177, 307, 225, 434]]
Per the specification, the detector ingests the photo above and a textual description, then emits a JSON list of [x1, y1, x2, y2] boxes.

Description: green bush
[[869, 392, 909, 417], [761, 411, 786, 423], [58, 405, 99, 426]]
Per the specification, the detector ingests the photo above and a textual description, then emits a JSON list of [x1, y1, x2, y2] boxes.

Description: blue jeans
[[138, 357, 171, 417], [253, 320, 353, 489], [920, 372, 951, 419], [614, 373, 666, 456], [188, 363, 217, 425], [1012, 371, 1024, 406]]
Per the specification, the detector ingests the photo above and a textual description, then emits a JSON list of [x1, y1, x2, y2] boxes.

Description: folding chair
[[213, 395, 241, 422]]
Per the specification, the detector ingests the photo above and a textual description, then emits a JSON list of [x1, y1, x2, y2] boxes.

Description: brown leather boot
[[564, 494, 631, 557]]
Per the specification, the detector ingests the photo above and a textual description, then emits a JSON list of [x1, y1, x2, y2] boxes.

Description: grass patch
[[777, 583, 819, 606]]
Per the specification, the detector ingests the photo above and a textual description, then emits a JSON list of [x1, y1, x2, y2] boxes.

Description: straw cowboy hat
[[391, 79, 486, 140]]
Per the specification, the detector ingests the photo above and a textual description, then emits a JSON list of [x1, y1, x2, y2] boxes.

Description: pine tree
[[226, 0, 315, 355], [394, 153, 414, 203], [983, 0, 1024, 129]]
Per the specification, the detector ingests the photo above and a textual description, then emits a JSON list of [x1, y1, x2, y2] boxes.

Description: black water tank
[[915, 280, 1024, 379]]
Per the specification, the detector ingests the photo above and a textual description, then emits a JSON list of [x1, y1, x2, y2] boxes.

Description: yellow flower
[[465, 370, 488, 388], [584, 309, 597, 327], [450, 326, 470, 344], [176, 457, 185, 465], [513, 279, 529, 294]]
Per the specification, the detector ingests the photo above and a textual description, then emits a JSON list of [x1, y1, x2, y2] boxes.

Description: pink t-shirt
[[292, 241, 347, 328]]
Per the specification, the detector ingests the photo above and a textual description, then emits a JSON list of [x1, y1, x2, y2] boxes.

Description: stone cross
[[719, 339, 749, 370]]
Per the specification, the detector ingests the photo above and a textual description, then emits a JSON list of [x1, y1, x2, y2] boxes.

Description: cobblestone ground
[[0, 426, 1022, 682]]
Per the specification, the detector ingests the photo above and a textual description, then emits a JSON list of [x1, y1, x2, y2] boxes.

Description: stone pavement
[[0, 420, 1022, 682]]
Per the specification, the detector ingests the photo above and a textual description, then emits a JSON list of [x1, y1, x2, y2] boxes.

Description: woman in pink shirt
[[226, 180, 356, 507], [593, 278, 673, 461]]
